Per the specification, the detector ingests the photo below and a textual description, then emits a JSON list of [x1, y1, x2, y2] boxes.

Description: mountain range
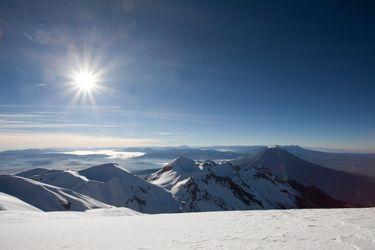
[[148, 156, 349, 211], [1, 147, 374, 213], [127, 145, 375, 177]]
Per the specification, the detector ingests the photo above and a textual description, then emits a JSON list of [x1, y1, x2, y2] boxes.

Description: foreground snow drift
[[1, 207, 374, 249]]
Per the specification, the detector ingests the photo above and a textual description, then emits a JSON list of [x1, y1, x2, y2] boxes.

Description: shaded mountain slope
[[283, 145, 375, 177], [240, 147, 375, 206]]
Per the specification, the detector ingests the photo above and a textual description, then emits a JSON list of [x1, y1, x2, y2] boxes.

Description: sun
[[65, 59, 108, 105], [73, 71, 98, 91], [67, 68, 103, 105]]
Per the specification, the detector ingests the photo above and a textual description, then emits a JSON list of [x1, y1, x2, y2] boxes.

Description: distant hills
[[1, 145, 375, 177], [135, 148, 242, 160], [130, 145, 375, 177]]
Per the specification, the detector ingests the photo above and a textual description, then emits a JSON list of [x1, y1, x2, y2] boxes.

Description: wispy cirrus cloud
[[154, 132, 185, 136], [0, 112, 120, 130], [0, 119, 120, 129], [0, 105, 232, 125], [0, 132, 161, 150], [0, 105, 233, 149]]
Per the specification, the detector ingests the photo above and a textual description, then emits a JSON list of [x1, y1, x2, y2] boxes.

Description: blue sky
[[0, 0, 374, 151]]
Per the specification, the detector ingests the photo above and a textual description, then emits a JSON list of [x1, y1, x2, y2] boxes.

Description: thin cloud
[[22, 32, 35, 42], [0, 107, 233, 125], [0, 132, 161, 150], [0, 121, 120, 129], [35, 83, 47, 87], [0, 113, 121, 130], [0, 113, 45, 118], [154, 132, 185, 136]]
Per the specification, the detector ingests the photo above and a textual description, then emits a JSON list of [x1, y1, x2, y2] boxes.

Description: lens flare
[[64, 53, 113, 106], [73, 71, 98, 92], [67, 67, 103, 105]]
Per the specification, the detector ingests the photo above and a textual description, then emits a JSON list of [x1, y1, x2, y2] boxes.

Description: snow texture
[[0, 207, 374, 249]]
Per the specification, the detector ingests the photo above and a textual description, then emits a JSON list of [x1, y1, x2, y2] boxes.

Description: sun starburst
[[72, 70, 98, 92], [67, 65, 105, 105]]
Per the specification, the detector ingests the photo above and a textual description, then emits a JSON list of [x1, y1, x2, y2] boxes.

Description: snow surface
[[0, 192, 41, 212], [1, 208, 374, 249]]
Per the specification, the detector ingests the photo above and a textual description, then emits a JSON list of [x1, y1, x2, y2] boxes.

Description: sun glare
[[66, 59, 109, 105], [73, 71, 98, 91], [67, 67, 104, 105]]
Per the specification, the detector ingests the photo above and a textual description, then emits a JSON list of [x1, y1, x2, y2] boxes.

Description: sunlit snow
[[0, 208, 374, 249]]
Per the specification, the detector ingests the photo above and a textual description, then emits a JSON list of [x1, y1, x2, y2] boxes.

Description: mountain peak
[[258, 146, 297, 159], [78, 163, 130, 183], [16, 168, 60, 179], [169, 156, 197, 172], [94, 163, 120, 169], [243, 146, 305, 171]]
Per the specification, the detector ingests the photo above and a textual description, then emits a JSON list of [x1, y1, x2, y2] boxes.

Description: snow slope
[[0, 207, 374, 249], [17, 163, 179, 213], [0, 175, 110, 211], [148, 156, 200, 189], [0, 192, 41, 211]]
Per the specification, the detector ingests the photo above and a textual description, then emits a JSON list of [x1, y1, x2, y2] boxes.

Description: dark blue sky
[[0, 0, 374, 151]]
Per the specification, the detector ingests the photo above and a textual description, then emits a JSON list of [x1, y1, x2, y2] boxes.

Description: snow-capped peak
[[169, 156, 198, 172], [148, 156, 201, 190], [78, 163, 130, 183]]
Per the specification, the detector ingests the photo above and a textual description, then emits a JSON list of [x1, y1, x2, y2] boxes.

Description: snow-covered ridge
[[0, 175, 110, 211], [0, 192, 41, 212], [15, 163, 179, 213]]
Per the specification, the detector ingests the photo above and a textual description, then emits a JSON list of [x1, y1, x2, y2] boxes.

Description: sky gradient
[[0, 0, 374, 151]]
